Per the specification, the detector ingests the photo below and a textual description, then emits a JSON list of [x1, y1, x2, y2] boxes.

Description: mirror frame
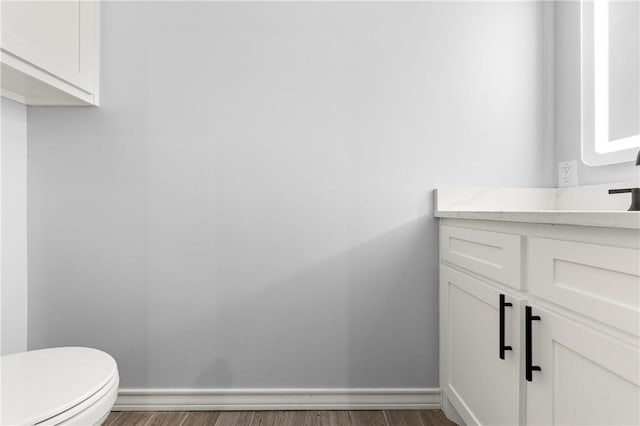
[[581, 0, 640, 166]]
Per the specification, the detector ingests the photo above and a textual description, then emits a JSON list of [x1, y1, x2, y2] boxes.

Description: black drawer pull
[[499, 294, 513, 360], [525, 306, 541, 382]]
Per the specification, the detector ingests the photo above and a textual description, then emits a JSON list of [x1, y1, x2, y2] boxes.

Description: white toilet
[[1, 347, 119, 425]]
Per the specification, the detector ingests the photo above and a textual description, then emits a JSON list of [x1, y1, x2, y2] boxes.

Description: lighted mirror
[[581, 0, 640, 165]]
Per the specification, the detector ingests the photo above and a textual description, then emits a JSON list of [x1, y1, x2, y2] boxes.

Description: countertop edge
[[434, 210, 640, 229]]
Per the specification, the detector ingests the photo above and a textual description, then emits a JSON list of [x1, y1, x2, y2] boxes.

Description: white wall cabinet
[[439, 220, 640, 426], [1, 0, 100, 105]]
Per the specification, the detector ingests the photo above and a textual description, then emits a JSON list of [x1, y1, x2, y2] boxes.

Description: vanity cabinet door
[[525, 305, 640, 426], [440, 266, 522, 426], [440, 226, 523, 290], [528, 237, 639, 336]]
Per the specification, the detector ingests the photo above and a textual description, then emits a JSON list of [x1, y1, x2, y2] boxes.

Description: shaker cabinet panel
[[441, 266, 522, 426], [525, 305, 639, 426], [440, 226, 522, 290], [528, 237, 639, 336]]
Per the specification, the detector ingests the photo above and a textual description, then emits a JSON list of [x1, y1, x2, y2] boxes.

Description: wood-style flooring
[[105, 410, 457, 426]]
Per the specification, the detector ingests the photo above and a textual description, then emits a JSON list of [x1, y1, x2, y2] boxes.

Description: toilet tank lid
[[1, 347, 118, 425]]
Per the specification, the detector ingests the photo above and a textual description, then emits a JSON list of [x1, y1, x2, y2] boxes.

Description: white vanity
[[435, 184, 640, 426]]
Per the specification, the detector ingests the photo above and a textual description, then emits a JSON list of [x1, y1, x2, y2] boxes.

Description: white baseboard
[[114, 388, 441, 411]]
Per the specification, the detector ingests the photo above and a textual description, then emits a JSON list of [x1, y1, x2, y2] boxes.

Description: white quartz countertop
[[434, 183, 640, 229]]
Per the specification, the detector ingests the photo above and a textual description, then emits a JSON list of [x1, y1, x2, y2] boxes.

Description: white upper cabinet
[[1, 0, 100, 105]]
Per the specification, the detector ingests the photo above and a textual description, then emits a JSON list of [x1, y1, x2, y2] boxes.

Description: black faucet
[[607, 149, 640, 211]]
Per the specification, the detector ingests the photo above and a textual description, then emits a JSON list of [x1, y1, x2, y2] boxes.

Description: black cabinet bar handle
[[499, 294, 513, 360], [525, 306, 542, 382]]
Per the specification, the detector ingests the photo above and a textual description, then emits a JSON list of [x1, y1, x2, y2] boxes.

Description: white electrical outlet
[[558, 160, 578, 187]]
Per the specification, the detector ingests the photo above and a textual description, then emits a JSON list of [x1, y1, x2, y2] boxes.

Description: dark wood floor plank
[[349, 410, 388, 426], [250, 411, 284, 426], [183, 411, 222, 426], [109, 411, 155, 426], [417, 410, 457, 426], [103, 412, 122, 426], [281, 411, 319, 426], [317, 410, 351, 426], [148, 411, 189, 426], [214, 411, 254, 426], [385, 410, 423, 426]]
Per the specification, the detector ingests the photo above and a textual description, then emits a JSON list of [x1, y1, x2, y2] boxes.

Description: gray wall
[[27, 2, 551, 389], [1, 97, 28, 355], [554, 1, 639, 185]]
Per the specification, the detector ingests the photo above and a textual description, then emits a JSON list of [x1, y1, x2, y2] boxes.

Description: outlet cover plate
[[558, 160, 578, 187]]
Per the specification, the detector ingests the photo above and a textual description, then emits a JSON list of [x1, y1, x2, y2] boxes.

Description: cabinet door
[[1, 0, 99, 94], [440, 226, 522, 290], [528, 237, 639, 336], [525, 306, 640, 426], [441, 265, 523, 426]]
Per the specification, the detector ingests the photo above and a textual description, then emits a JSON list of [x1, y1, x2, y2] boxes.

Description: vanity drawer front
[[528, 237, 640, 336], [440, 226, 522, 289]]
